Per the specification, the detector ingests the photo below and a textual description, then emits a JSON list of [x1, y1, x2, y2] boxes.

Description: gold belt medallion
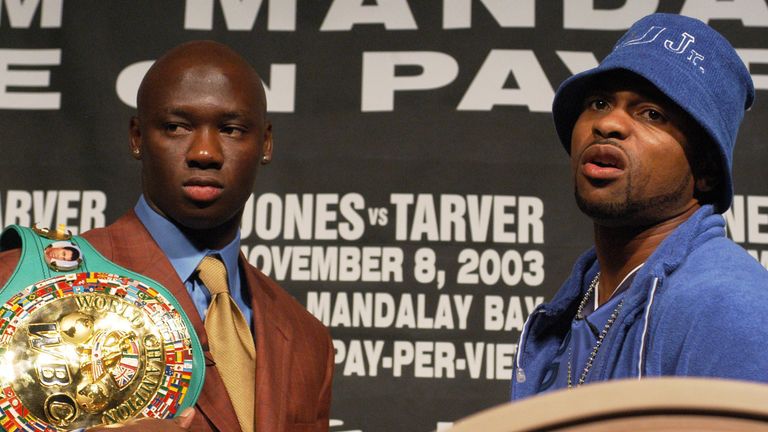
[[0, 272, 196, 430]]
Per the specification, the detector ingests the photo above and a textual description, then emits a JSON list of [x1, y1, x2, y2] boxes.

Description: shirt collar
[[134, 195, 242, 287], [585, 263, 644, 315]]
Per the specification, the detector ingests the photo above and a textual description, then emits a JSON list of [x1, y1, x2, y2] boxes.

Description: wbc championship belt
[[0, 225, 204, 431]]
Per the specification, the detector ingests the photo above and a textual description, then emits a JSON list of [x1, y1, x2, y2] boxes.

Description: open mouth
[[581, 145, 626, 180]]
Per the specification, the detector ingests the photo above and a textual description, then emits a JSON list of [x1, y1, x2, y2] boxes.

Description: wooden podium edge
[[448, 377, 768, 432]]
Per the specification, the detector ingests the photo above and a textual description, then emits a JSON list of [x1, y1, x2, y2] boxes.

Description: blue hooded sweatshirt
[[511, 205, 768, 400]]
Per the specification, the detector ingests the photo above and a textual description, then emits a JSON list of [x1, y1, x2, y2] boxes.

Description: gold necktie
[[197, 255, 255, 432]]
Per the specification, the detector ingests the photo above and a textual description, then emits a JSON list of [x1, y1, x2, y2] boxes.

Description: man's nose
[[592, 108, 631, 140], [186, 128, 224, 169]]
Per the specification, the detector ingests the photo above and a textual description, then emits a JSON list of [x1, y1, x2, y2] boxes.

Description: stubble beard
[[574, 174, 692, 226]]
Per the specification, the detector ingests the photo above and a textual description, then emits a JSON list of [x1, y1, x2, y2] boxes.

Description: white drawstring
[[637, 277, 659, 378]]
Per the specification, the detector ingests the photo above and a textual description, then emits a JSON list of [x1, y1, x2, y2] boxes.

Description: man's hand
[[85, 407, 195, 431]]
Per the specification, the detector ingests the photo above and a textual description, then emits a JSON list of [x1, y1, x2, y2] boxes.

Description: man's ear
[[695, 175, 717, 193], [261, 121, 273, 165], [693, 151, 721, 194], [692, 154, 721, 205], [129, 116, 142, 160]]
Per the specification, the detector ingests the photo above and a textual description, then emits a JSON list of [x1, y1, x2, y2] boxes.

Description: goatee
[[575, 176, 692, 225]]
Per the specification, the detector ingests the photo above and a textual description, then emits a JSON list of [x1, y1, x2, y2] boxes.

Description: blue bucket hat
[[552, 13, 754, 213]]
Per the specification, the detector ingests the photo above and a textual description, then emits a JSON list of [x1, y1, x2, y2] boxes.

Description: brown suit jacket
[[0, 212, 334, 432]]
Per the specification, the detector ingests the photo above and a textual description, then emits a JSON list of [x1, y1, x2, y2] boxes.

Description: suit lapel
[[244, 258, 293, 432], [99, 212, 241, 431]]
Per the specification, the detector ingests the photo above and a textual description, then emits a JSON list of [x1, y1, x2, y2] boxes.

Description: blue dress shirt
[[134, 196, 252, 324]]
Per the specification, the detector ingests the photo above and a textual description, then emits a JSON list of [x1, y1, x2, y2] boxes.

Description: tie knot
[[197, 255, 229, 295]]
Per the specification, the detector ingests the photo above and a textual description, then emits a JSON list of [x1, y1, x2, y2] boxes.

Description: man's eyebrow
[[220, 111, 254, 121], [219, 111, 258, 126], [155, 109, 256, 123], [157, 108, 192, 118], [585, 86, 671, 105]]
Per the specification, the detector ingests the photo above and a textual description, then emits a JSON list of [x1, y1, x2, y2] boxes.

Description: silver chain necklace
[[567, 272, 625, 388]]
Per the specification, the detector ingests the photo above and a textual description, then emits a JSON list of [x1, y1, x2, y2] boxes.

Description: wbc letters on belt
[[0, 224, 204, 431]]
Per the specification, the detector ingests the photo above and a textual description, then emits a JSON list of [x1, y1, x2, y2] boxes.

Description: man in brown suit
[[0, 41, 334, 431]]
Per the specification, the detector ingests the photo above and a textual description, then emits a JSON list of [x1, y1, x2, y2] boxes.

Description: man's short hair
[[62, 246, 81, 261]]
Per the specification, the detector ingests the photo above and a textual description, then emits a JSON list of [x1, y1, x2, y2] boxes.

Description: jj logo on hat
[[616, 25, 705, 72]]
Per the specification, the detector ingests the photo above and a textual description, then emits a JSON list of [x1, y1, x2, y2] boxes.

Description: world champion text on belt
[[0, 224, 204, 430]]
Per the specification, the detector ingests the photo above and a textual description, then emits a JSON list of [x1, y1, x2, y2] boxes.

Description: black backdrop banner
[[2, 1, 767, 431]]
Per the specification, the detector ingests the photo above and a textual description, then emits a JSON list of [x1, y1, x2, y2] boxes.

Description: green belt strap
[[0, 224, 205, 416]]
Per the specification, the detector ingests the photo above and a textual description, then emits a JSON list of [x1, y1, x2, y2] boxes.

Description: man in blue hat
[[511, 13, 768, 399]]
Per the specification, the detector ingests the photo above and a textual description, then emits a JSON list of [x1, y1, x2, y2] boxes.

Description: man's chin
[[575, 195, 632, 224], [575, 193, 690, 228], [169, 210, 232, 231]]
